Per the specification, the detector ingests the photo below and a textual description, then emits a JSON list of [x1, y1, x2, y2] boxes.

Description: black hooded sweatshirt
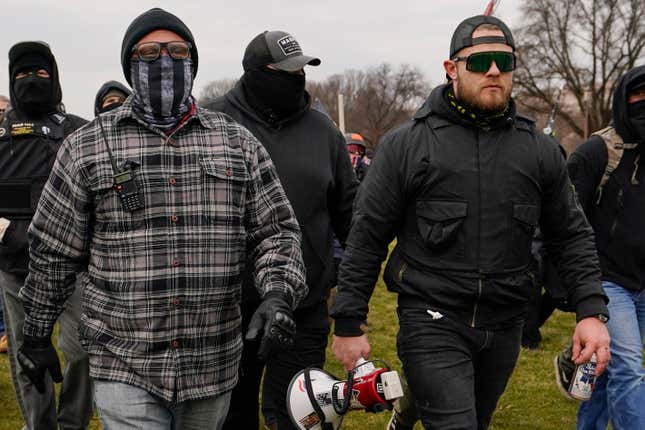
[[206, 81, 358, 309], [0, 42, 87, 276], [567, 66, 645, 292]]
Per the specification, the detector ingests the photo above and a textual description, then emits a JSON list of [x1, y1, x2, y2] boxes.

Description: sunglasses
[[132, 41, 192, 62], [452, 51, 516, 73]]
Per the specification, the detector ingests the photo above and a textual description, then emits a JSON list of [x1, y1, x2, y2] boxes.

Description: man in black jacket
[[206, 30, 358, 430], [331, 15, 610, 430], [0, 41, 92, 430], [568, 66, 645, 430], [94, 80, 131, 115]]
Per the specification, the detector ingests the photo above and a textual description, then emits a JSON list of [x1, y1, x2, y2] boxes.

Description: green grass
[[0, 279, 581, 430]]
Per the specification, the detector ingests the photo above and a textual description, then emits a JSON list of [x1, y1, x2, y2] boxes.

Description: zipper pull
[[427, 309, 444, 320]]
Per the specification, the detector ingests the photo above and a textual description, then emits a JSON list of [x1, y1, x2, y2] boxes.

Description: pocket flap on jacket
[[417, 200, 468, 222], [512, 204, 539, 226], [200, 157, 249, 182]]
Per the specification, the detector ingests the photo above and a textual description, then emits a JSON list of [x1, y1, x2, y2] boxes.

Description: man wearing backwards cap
[[0, 41, 92, 430], [17, 8, 307, 429], [331, 14, 610, 429], [207, 30, 357, 430]]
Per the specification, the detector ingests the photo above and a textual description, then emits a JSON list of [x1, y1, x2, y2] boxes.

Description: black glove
[[245, 292, 296, 361], [17, 335, 63, 394], [1, 220, 29, 250]]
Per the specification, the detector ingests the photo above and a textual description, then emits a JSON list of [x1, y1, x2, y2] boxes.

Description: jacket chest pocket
[[416, 200, 468, 255], [200, 157, 249, 223], [507, 203, 539, 268], [92, 178, 145, 233]]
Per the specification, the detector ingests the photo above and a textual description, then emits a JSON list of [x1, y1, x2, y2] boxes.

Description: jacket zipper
[[398, 262, 408, 282], [471, 278, 482, 327], [472, 130, 483, 327]]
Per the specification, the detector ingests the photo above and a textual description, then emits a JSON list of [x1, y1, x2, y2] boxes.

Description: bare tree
[[513, 0, 645, 140], [198, 78, 237, 105], [309, 63, 430, 148]]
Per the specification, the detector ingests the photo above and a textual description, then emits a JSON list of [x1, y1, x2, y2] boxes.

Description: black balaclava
[[94, 80, 132, 115], [8, 42, 62, 117], [242, 67, 307, 121]]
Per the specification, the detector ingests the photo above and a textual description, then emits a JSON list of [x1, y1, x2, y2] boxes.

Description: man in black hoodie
[[0, 41, 92, 430], [206, 31, 358, 430], [331, 15, 610, 430], [94, 80, 131, 115], [568, 66, 645, 430]]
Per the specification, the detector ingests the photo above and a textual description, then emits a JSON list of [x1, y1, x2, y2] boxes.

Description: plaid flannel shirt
[[20, 98, 307, 402]]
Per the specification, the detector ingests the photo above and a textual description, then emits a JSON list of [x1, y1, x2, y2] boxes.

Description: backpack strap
[[592, 126, 638, 205]]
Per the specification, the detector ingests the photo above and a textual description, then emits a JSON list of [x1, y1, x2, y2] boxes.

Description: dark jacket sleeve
[[330, 129, 409, 336], [328, 130, 359, 245], [566, 136, 607, 216], [539, 137, 608, 321], [63, 114, 89, 137]]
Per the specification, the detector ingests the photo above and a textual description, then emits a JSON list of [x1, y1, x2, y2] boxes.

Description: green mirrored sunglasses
[[452, 51, 516, 73]]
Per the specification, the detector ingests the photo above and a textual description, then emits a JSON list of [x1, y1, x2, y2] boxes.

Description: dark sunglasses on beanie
[[452, 51, 516, 73]]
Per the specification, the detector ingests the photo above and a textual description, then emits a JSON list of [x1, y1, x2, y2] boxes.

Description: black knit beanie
[[121, 8, 198, 85]]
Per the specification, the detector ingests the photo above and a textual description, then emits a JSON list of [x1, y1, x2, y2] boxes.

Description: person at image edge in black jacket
[[206, 31, 358, 430], [567, 65, 645, 430], [0, 41, 92, 430], [331, 15, 610, 430]]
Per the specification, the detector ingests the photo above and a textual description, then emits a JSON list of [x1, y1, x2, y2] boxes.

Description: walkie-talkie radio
[[113, 169, 144, 211], [97, 115, 145, 212]]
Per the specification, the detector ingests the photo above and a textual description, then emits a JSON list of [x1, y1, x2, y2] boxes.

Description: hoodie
[[206, 81, 358, 309], [567, 65, 645, 292]]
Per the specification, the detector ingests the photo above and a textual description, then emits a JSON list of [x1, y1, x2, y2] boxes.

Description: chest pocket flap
[[512, 204, 539, 228], [416, 200, 468, 249], [200, 157, 249, 182]]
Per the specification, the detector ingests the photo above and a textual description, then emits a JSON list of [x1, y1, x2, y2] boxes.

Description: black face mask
[[628, 99, 645, 141], [242, 67, 306, 120], [13, 76, 55, 115]]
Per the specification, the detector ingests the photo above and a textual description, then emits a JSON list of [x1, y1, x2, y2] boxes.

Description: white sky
[[0, 0, 521, 119]]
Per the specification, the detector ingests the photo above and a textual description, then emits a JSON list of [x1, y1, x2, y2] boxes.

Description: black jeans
[[223, 300, 329, 430], [397, 307, 522, 430]]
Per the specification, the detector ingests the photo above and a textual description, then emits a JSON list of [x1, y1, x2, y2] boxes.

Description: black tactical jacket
[[0, 109, 87, 275], [332, 84, 608, 334]]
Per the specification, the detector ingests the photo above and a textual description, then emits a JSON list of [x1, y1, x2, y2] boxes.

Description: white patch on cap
[[277, 35, 301, 56]]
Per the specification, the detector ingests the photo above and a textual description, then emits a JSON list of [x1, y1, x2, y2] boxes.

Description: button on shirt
[[20, 99, 307, 402]]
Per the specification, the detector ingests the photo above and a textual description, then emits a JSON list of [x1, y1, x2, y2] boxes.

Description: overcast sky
[[1, 0, 521, 119]]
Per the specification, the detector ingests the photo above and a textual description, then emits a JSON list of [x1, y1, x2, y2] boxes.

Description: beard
[[455, 73, 511, 114]]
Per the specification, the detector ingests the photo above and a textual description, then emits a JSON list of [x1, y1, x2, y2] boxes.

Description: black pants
[[223, 300, 329, 430], [397, 307, 522, 430]]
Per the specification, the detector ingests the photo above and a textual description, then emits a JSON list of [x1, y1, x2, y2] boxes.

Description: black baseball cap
[[243, 30, 321, 72], [449, 15, 515, 59]]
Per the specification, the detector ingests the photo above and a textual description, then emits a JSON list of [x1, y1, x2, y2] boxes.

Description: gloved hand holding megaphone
[[245, 292, 296, 361]]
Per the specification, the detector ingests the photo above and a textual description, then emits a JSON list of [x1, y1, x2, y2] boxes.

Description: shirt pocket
[[416, 200, 468, 252], [507, 203, 539, 268], [91, 175, 145, 234], [200, 157, 249, 225]]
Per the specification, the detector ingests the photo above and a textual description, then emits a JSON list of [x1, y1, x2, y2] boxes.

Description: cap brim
[[271, 55, 321, 72]]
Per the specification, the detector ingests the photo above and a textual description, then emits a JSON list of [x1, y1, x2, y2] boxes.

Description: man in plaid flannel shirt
[[16, 8, 307, 429]]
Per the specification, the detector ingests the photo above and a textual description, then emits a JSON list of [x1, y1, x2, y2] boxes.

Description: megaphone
[[287, 358, 404, 430]]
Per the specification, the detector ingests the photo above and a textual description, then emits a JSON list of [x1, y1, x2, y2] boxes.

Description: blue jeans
[[94, 380, 231, 430], [577, 281, 645, 430], [0, 270, 93, 430]]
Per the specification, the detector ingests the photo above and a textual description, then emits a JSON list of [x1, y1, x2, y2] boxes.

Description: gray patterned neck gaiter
[[131, 56, 193, 130]]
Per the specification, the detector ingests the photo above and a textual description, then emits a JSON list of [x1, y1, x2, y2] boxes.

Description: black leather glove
[[245, 292, 296, 361], [17, 335, 63, 394]]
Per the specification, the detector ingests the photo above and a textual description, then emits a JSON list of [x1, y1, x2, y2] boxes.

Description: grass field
[[0, 277, 582, 430]]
